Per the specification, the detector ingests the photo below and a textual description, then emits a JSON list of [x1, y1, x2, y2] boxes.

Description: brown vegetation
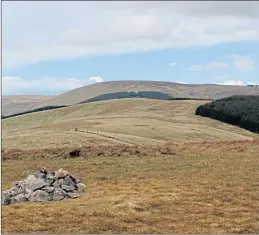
[[2, 98, 259, 233], [2, 140, 259, 233], [2, 99, 258, 151]]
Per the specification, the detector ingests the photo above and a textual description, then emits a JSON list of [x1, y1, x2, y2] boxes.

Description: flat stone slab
[[61, 184, 76, 192], [67, 192, 80, 198], [27, 178, 48, 192]]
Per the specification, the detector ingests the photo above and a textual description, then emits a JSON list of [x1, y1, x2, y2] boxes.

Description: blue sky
[[2, 2, 259, 95]]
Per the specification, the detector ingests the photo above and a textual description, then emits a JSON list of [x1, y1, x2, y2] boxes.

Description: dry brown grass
[[2, 140, 259, 234], [2, 99, 258, 150], [2, 99, 259, 233]]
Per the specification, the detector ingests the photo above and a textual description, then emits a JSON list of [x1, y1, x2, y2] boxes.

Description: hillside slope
[[2, 99, 258, 150], [33, 81, 259, 108], [2, 95, 52, 116], [3, 81, 259, 116]]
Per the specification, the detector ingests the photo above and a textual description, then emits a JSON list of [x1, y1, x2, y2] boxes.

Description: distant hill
[[2, 95, 53, 116], [2, 105, 67, 120], [3, 81, 259, 115]]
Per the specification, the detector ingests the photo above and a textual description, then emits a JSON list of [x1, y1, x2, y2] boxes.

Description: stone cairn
[[1, 167, 86, 205]]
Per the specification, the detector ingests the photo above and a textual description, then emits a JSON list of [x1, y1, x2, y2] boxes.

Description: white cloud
[[2, 2, 259, 69], [175, 80, 188, 84], [220, 80, 257, 86], [88, 76, 104, 83], [2, 76, 86, 95], [221, 80, 245, 86], [169, 62, 177, 67], [230, 55, 254, 71], [190, 62, 230, 71]]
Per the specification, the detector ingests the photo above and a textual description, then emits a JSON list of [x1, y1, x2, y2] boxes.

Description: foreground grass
[[2, 141, 259, 234]]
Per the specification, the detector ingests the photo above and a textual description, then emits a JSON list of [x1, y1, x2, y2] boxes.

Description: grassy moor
[[2, 98, 259, 233]]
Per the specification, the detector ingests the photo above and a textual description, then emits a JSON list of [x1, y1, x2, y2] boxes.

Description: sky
[[2, 1, 259, 95]]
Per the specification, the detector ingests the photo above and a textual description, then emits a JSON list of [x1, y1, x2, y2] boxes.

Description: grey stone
[[46, 174, 58, 181], [61, 184, 76, 192], [46, 179, 54, 185], [24, 175, 38, 187], [67, 192, 80, 198], [27, 191, 39, 202], [64, 176, 74, 185], [10, 188, 20, 197], [25, 187, 33, 195], [75, 178, 82, 184], [26, 175, 38, 182], [52, 189, 66, 201], [29, 190, 51, 202], [10, 194, 27, 204], [76, 183, 86, 194], [52, 180, 60, 188], [10, 184, 24, 197], [42, 186, 55, 193], [45, 174, 58, 185], [24, 193, 32, 199], [12, 181, 24, 189], [34, 171, 46, 179], [1, 190, 11, 205], [47, 170, 55, 175], [1, 168, 83, 205], [58, 179, 68, 186], [28, 178, 48, 191]]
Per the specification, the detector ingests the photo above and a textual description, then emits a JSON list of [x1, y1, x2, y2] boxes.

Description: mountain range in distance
[[2, 80, 259, 116]]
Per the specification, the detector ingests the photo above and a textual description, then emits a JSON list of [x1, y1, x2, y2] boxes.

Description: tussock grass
[[2, 99, 258, 150], [2, 140, 259, 233]]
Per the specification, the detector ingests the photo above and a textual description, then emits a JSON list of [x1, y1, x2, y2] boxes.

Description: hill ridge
[[3, 80, 259, 116]]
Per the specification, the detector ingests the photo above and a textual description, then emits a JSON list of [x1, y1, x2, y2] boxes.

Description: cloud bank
[[3, 2, 259, 69], [2, 76, 104, 95]]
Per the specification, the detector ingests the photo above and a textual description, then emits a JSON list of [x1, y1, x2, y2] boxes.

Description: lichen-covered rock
[[29, 190, 51, 202], [64, 175, 75, 185], [52, 188, 66, 201], [52, 180, 60, 188], [45, 174, 58, 185], [26, 175, 38, 182], [42, 186, 55, 193], [1, 190, 11, 205], [61, 184, 76, 192], [46, 174, 58, 181], [34, 171, 46, 179], [27, 178, 48, 192], [10, 194, 26, 204], [10, 184, 24, 197], [58, 178, 68, 186], [47, 170, 55, 175], [67, 192, 80, 198], [75, 178, 82, 184], [76, 183, 86, 194]]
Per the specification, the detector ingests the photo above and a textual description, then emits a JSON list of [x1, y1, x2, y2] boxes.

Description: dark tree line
[[2, 105, 67, 120], [79, 91, 210, 104], [196, 96, 259, 133]]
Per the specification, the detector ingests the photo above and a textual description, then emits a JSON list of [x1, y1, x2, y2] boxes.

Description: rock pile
[[1, 167, 86, 205]]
